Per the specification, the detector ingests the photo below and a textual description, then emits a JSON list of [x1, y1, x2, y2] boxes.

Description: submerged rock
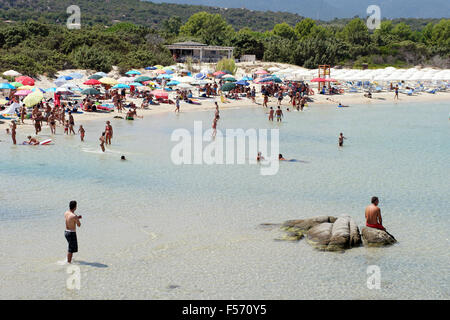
[[361, 227, 397, 247]]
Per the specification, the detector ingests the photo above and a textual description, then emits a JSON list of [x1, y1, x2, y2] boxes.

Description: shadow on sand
[[75, 260, 109, 268]]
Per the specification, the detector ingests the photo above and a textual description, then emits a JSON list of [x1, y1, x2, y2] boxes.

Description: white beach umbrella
[[3, 70, 22, 77], [177, 83, 193, 89], [180, 76, 195, 83], [268, 67, 281, 72], [117, 76, 134, 83]]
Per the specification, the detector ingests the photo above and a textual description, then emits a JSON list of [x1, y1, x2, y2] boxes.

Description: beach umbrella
[[14, 90, 32, 96], [236, 80, 250, 86], [94, 72, 108, 77], [157, 74, 173, 80], [112, 84, 130, 89], [0, 83, 16, 89], [99, 77, 117, 85], [134, 76, 152, 82], [254, 69, 268, 75], [213, 71, 225, 77], [145, 66, 157, 70], [200, 68, 213, 75], [117, 76, 135, 83], [165, 69, 174, 74], [55, 87, 73, 95], [31, 87, 46, 93], [15, 76, 34, 86], [68, 72, 83, 79], [17, 85, 34, 90], [155, 69, 166, 74], [81, 88, 100, 95], [167, 80, 180, 86], [83, 79, 102, 85], [10, 82, 23, 88], [154, 65, 164, 69], [240, 76, 253, 81], [3, 70, 21, 77], [57, 75, 73, 81], [179, 76, 195, 83], [129, 82, 143, 87], [125, 70, 141, 75], [268, 67, 280, 72], [23, 91, 44, 107], [311, 78, 327, 82], [88, 74, 103, 80], [177, 83, 192, 89], [324, 78, 337, 82], [221, 83, 236, 91], [223, 77, 237, 82], [151, 89, 168, 99], [195, 73, 207, 80]]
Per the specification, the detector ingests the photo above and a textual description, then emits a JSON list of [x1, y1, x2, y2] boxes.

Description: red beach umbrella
[[311, 78, 327, 82], [83, 79, 102, 85], [213, 71, 225, 77], [255, 70, 268, 75], [16, 76, 35, 86], [151, 89, 168, 99]]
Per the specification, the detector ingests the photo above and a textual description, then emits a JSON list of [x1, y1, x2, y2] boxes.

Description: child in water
[[78, 125, 85, 142]]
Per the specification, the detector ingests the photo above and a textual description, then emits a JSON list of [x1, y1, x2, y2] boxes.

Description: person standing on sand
[[64, 201, 82, 264], [174, 96, 180, 113], [10, 120, 16, 145], [394, 85, 399, 100]]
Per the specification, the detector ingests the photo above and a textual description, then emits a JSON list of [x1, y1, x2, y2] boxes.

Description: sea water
[[0, 102, 449, 299]]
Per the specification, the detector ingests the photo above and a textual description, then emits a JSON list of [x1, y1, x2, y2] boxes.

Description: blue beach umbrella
[[57, 75, 73, 81], [112, 84, 130, 89], [166, 80, 180, 86], [68, 72, 83, 79], [195, 73, 206, 80], [165, 69, 174, 74], [94, 72, 107, 77], [236, 80, 250, 86], [157, 74, 172, 79], [125, 70, 141, 75], [145, 67, 157, 70], [129, 82, 144, 87], [240, 76, 253, 81], [31, 87, 46, 93], [0, 83, 15, 89], [45, 87, 56, 93]]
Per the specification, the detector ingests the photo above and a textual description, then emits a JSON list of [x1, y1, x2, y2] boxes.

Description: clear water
[[0, 102, 449, 299]]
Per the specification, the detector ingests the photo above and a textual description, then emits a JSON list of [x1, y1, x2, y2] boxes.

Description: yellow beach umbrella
[[99, 77, 118, 85], [17, 85, 34, 90], [154, 65, 164, 69], [23, 91, 44, 107]]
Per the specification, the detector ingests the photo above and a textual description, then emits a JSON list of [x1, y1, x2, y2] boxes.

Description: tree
[[272, 22, 296, 40], [230, 28, 264, 59], [179, 12, 235, 46], [162, 16, 182, 36], [339, 18, 371, 45], [294, 18, 315, 39], [391, 23, 413, 41]]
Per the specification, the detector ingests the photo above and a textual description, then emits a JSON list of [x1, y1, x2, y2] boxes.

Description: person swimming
[[279, 154, 286, 160], [121, 155, 126, 160]]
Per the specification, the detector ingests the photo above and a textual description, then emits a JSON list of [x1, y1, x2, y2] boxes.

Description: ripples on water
[[0, 102, 449, 299]]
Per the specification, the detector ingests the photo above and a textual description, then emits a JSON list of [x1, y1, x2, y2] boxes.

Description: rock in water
[[306, 222, 333, 249], [282, 216, 337, 232], [361, 227, 396, 246], [328, 216, 351, 251], [349, 217, 362, 247]]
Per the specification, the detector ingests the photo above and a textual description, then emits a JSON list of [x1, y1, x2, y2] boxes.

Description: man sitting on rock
[[365, 196, 385, 231]]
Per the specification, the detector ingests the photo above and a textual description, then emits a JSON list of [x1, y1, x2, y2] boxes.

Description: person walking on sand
[[105, 121, 113, 145], [78, 125, 85, 142], [64, 201, 82, 264], [394, 85, 399, 100], [100, 132, 106, 152], [10, 120, 16, 145], [338, 132, 346, 147]]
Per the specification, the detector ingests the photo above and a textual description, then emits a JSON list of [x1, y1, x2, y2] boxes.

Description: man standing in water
[[338, 132, 346, 147], [64, 201, 82, 264]]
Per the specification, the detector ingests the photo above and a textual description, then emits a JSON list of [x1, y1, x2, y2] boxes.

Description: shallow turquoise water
[[0, 102, 449, 299]]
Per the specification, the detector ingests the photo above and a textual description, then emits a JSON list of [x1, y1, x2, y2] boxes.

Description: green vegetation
[[215, 58, 237, 75], [0, 21, 173, 77], [0, 0, 448, 76]]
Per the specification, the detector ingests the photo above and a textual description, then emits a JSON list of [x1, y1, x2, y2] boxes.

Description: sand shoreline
[[1, 90, 449, 137]]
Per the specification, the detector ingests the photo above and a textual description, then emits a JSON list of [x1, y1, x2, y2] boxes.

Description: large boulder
[[307, 215, 362, 251], [361, 227, 396, 246], [306, 222, 333, 249], [282, 216, 337, 232]]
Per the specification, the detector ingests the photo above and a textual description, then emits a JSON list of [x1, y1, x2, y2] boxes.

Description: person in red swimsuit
[[105, 121, 113, 145], [365, 196, 385, 230]]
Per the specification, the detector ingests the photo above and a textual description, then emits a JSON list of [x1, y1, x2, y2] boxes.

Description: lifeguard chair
[[318, 65, 331, 92]]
